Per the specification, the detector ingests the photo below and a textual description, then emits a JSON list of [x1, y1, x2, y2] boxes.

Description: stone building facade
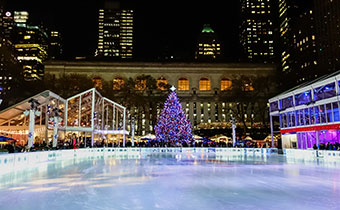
[[45, 61, 277, 136]]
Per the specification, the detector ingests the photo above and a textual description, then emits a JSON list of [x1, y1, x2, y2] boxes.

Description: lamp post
[[24, 98, 40, 150]]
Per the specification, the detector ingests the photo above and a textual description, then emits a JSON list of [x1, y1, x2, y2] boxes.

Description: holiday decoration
[[155, 86, 193, 144]]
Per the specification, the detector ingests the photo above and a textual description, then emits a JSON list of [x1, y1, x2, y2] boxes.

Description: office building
[[0, 9, 13, 40], [0, 7, 20, 105], [279, 0, 340, 87], [12, 20, 48, 81], [0, 38, 20, 103], [49, 31, 62, 60], [96, 2, 133, 59], [13, 11, 28, 26], [279, 0, 318, 87], [314, 0, 340, 74], [239, 0, 276, 63], [195, 24, 221, 61]]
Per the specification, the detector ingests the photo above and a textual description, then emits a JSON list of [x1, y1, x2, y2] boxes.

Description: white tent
[[140, 134, 156, 140], [264, 135, 277, 142], [193, 135, 203, 140], [244, 136, 253, 140], [217, 136, 230, 141]]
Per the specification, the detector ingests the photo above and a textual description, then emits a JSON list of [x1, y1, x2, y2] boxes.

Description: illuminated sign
[[5, 11, 11, 17]]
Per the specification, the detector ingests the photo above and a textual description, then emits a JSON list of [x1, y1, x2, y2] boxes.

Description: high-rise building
[[13, 11, 28, 26], [279, 0, 318, 86], [314, 0, 340, 74], [12, 20, 48, 81], [0, 38, 20, 103], [239, 0, 276, 63], [279, 0, 340, 87], [0, 10, 13, 40], [0, 6, 20, 104], [195, 24, 221, 61], [96, 2, 133, 59], [49, 31, 62, 60]]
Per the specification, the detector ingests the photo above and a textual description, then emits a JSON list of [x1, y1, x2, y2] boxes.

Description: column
[[189, 102, 194, 125], [197, 102, 201, 124], [91, 90, 95, 147], [203, 102, 208, 122], [45, 105, 49, 145], [27, 109, 36, 149], [145, 104, 150, 134], [270, 115, 274, 148], [123, 108, 126, 147], [217, 102, 222, 122], [211, 102, 216, 122]]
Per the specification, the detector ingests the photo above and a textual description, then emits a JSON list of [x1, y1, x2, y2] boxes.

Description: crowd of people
[[313, 142, 340, 150], [0, 138, 274, 154]]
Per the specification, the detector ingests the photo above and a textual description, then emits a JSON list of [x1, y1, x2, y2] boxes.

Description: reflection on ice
[[0, 154, 340, 209]]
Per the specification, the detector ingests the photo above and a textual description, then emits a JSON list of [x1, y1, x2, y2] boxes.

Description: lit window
[[135, 78, 146, 90], [157, 77, 168, 90], [199, 78, 211, 91], [178, 78, 189, 91], [113, 77, 124, 90], [242, 78, 254, 91], [92, 77, 102, 90], [221, 78, 232, 91]]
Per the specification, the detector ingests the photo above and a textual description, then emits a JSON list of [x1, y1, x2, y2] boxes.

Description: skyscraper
[[96, 2, 133, 59], [279, 0, 318, 86], [0, 6, 20, 105], [12, 13, 48, 81], [314, 0, 340, 74], [279, 0, 340, 87], [13, 11, 28, 26], [239, 0, 276, 63], [1, 10, 13, 40], [195, 24, 221, 61], [49, 31, 62, 60], [0, 38, 20, 102]]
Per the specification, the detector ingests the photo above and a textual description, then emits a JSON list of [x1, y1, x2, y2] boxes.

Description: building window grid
[[178, 78, 189, 91], [199, 78, 211, 91], [221, 78, 232, 91], [281, 101, 340, 129]]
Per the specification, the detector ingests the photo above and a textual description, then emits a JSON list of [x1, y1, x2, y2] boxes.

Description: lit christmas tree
[[155, 86, 193, 144]]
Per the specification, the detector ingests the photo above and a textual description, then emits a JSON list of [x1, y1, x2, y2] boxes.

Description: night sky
[[5, 1, 240, 61]]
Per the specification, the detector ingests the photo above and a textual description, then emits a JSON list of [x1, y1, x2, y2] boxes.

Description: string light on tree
[[154, 86, 193, 144]]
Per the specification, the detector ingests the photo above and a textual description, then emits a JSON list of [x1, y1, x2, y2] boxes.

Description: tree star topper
[[170, 85, 176, 92]]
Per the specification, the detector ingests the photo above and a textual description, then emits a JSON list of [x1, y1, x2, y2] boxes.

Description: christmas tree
[[155, 86, 193, 144]]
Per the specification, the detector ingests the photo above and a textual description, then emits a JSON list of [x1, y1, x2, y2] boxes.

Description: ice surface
[[1, 154, 340, 210]]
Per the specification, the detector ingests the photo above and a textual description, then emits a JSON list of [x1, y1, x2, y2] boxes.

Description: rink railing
[[284, 148, 340, 161], [2, 148, 340, 175], [0, 147, 278, 174]]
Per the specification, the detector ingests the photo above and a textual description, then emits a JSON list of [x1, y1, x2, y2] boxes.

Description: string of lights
[[155, 89, 193, 143]]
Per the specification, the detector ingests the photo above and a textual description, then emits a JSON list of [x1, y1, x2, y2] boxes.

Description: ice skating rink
[[0, 153, 339, 210]]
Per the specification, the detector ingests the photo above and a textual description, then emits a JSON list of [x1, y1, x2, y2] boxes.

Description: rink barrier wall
[[2, 148, 340, 175], [284, 149, 340, 160], [0, 147, 278, 174]]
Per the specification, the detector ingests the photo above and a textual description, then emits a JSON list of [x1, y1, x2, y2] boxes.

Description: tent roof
[[270, 69, 340, 100], [0, 90, 65, 126]]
